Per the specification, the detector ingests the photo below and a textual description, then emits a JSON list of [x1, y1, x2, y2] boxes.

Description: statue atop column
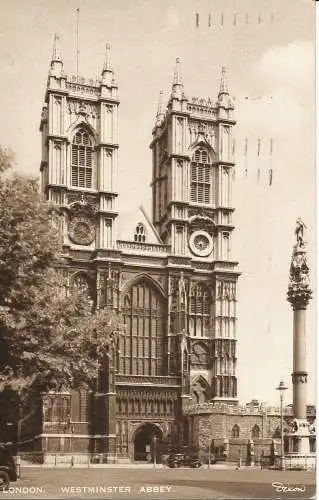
[[285, 219, 314, 465], [287, 219, 312, 309]]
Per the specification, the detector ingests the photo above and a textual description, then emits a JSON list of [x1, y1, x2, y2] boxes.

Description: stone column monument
[[287, 219, 312, 456]]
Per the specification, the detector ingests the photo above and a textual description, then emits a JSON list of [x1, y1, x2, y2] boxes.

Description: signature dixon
[[272, 482, 306, 493]]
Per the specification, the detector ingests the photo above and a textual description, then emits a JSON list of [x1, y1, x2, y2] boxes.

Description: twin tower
[[39, 34, 240, 461], [41, 35, 236, 262]]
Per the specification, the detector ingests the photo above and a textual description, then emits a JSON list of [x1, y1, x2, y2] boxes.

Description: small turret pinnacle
[[217, 66, 234, 109], [173, 57, 183, 86], [219, 66, 229, 96], [50, 33, 63, 77], [101, 42, 115, 87], [52, 33, 62, 64], [171, 57, 184, 100], [103, 43, 112, 72], [155, 90, 165, 126]]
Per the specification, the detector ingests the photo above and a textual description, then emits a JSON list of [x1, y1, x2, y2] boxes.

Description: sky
[[0, 0, 316, 406]]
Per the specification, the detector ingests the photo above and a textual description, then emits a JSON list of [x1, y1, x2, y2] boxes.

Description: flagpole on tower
[[76, 8, 80, 79]]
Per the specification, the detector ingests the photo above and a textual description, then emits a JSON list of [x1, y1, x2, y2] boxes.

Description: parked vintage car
[[167, 452, 202, 468], [0, 443, 17, 490]]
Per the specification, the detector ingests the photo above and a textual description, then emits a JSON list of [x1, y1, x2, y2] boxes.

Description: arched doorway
[[133, 423, 162, 462]]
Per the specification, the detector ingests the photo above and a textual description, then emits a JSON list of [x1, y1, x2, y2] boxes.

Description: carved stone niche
[[189, 214, 215, 235], [67, 192, 98, 209]]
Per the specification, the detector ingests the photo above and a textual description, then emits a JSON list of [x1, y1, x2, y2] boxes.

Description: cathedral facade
[[32, 35, 240, 463]]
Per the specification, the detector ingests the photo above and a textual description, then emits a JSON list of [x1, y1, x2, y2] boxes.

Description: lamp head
[[276, 380, 288, 392]]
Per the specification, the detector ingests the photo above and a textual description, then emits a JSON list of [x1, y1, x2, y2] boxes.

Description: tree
[[0, 147, 121, 404]]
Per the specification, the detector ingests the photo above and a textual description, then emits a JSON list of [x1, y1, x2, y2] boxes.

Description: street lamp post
[[153, 436, 157, 470], [276, 380, 288, 470]]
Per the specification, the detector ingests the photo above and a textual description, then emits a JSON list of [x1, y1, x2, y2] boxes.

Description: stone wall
[[186, 403, 305, 463]]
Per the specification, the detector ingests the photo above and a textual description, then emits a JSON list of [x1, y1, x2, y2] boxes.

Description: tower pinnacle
[[102, 43, 115, 87], [52, 33, 62, 63], [218, 66, 229, 96], [217, 66, 234, 109], [173, 57, 183, 86], [171, 57, 184, 99], [50, 33, 63, 76], [155, 90, 165, 126], [103, 43, 112, 72]]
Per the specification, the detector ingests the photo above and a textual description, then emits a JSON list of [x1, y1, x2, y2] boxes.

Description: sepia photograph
[[0, 0, 316, 498]]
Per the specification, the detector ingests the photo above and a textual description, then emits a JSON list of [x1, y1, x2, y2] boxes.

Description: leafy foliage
[[0, 147, 121, 401]]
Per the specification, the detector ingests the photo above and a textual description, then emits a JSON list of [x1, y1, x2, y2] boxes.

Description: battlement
[[183, 402, 316, 417]]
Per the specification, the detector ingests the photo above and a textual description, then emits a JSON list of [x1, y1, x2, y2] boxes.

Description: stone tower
[[40, 35, 119, 252], [150, 60, 239, 402]]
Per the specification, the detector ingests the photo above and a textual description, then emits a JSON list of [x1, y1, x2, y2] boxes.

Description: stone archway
[[132, 423, 162, 462]]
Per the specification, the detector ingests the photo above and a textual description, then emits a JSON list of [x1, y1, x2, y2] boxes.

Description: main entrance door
[[133, 424, 162, 462]]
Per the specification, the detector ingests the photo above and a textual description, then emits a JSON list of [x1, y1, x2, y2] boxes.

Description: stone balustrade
[[117, 240, 170, 253]]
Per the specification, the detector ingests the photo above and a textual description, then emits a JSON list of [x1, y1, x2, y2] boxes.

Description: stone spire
[[218, 66, 229, 96], [171, 57, 184, 99], [103, 43, 112, 72], [217, 66, 234, 109], [50, 33, 63, 76], [102, 43, 115, 87], [287, 219, 312, 309], [173, 57, 183, 85], [155, 90, 165, 127]]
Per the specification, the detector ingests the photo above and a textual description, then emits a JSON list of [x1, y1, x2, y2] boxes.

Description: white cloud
[[236, 41, 314, 137], [256, 40, 314, 92]]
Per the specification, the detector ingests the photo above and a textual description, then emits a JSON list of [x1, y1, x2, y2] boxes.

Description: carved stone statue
[[295, 218, 306, 249], [289, 251, 309, 283], [287, 219, 312, 308], [180, 332, 188, 355]]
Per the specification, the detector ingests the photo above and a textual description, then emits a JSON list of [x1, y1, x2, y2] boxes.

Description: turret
[[217, 67, 234, 110], [49, 34, 63, 78], [155, 90, 165, 128], [168, 58, 188, 113], [171, 57, 183, 99], [101, 43, 118, 98], [101, 43, 113, 86]]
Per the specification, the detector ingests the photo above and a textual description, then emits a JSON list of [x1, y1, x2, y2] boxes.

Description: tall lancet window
[[189, 283, 210, 337], [71, 129, 94, 188], [120, 281, 164, 376], [190, 149, 211, 204]]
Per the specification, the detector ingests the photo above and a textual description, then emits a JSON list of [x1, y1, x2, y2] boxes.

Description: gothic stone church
[[29, 36, 242, 463]]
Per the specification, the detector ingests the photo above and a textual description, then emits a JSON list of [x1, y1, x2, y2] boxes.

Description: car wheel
[[0, 471, 10, 491]]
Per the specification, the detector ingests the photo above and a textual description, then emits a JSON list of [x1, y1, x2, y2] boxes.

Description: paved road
[[3, 467, 315, 500]]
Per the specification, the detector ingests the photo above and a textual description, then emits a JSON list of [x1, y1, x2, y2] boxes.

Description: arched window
[[71, 128, 94, 188], [43, 397, 54, 421], [231, 424, 240, 438], [190, 148, 211, 204], [251, 425, 260, 439], [120, 280, 164, 376], [45, 395, 71, 422], [134, 223, 146, 243], [189, 283, 210, 337], [191, 377, 209, 403]]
